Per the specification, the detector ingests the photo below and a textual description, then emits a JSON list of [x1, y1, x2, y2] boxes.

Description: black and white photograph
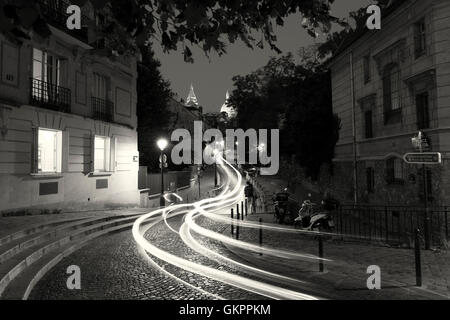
[[0, 0, 449, 311]]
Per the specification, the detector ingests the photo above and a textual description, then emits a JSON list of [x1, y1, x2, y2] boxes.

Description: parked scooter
[[294, 199, 335, 232]]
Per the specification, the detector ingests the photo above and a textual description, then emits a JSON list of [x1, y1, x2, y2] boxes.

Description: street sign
[[159, 154, 168, 163], [159, 163, 168, 169], [403, 152, 442, 165]]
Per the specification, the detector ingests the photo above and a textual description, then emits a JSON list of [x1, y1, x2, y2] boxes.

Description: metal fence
[[91, 97, 114, 122], [334, 205, 449, 248], [30, 78, 71, 113]]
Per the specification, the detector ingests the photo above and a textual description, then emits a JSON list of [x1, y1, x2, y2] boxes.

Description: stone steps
[[0, 217, 115, 264], [3, 221, 150, 300], [0, 213, 147, 299], [0, 217, 86, 246]]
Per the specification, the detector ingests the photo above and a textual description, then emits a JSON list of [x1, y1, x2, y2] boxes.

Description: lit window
[[32, 48, 68, 107], [94, 136, 111, 172], [33, 48, 62, 86], [38, 128, 62, 173]]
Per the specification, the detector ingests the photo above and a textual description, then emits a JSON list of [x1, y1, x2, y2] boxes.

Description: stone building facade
[[0, 2, 139, 213], [328, 0, 450, 206]]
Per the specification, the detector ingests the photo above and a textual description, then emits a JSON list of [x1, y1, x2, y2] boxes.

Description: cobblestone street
[[30, 230, 214, 300], [29, 212, 270, 300]]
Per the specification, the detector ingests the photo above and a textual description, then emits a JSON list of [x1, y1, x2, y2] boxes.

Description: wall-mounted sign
[[403, 152, 442, 165]]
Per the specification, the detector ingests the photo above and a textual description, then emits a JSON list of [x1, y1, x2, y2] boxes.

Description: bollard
[[259, 218, 263, 256], [230, 208, 234, 235], [236, 208, 240, 240], [241, 202, 244, 220], [318, 236, 324, 272], [245, 199, 248, 216], [415, 229, 422, 287]]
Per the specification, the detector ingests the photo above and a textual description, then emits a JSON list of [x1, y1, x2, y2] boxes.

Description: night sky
[[154, 0, 372, 113]]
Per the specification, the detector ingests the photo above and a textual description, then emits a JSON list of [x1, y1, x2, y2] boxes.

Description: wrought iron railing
[[91, 97, 114, 122], [334, 204, 449, 248], [30, 78, 71, 113], [37, 0, 89, 43]]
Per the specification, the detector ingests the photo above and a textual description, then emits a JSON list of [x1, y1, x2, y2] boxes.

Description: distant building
[[220, 91, 237, 119], [168, 98, 203, 133], [0, 2, 139, 213], [184, 84, 203, 118], [328, 0, 450, 206]]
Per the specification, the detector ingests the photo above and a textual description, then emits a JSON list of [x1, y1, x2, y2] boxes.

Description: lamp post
[[411, 131, 431, 250], [197, 165, 202, 199], [214, 149, 218, 187], [213, 141, 224, 188], [157, 138, 168, 207]]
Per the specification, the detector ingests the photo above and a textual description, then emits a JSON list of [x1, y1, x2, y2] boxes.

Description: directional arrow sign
[[403, 152, 442, 165]]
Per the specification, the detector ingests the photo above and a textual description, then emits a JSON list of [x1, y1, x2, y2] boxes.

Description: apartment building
[[0, 1, 139, 213], [328, 0, 450, 206]]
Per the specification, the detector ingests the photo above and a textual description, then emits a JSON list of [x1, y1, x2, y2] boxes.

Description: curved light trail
[[132, 156, 327, 300]]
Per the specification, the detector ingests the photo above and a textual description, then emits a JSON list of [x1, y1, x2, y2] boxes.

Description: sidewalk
[[223, 212, 450, 299], [225, 173, 450, 299]]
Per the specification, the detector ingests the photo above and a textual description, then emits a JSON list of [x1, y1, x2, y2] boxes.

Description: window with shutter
[[36, 128, 62, 173], [93, 135, 111, 172]]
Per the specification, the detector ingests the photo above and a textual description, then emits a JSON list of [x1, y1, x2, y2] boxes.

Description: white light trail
[[132, 156, 322, 300]]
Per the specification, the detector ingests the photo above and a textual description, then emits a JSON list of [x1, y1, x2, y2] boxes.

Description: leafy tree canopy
[[137, 45, 174, 172], [0, 0, 343, 61], [317, 0, 400, 58], [228, 48, 340, 179]]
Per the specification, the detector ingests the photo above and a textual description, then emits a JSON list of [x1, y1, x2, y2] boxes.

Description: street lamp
[[213, 148, 219, 187], [157, 138, 168, 207]]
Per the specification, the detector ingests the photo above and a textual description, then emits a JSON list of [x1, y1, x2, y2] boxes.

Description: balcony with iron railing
[[37, 0, 90, 43], [91, 97, 114, 122], [30, 78, 71, 113]]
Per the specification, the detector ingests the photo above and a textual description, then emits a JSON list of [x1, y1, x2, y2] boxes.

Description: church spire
[[185, 83, 199, 108]]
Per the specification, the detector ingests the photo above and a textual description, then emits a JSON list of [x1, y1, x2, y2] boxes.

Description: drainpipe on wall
[[350, 51, 359, 206]]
